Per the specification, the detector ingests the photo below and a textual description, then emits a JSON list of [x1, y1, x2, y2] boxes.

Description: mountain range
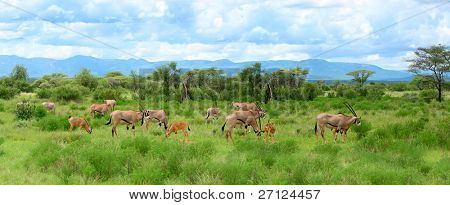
[[0, 55, 413, 81]]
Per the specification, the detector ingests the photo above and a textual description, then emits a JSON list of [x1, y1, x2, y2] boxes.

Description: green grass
[[0, 95, 448, 184]]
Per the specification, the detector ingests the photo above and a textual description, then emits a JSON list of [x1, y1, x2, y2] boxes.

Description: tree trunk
[[438, 83, 442, 102]]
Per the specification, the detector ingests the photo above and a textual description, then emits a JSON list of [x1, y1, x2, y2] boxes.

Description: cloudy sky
[[0, 0, 449, 70]]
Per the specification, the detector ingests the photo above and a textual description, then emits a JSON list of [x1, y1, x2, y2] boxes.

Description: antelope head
[[344, 102, 361, 126]]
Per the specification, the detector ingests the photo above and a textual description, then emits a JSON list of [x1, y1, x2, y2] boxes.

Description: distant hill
[[0, 55, 413, 81]]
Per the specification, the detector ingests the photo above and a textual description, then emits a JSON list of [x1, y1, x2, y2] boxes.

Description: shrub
[[54, 85, 83, 101], [93, 87, 123, 101], [420, 89, 438, 103], [35, 115, 70, 131], [402, 93, 420, 103], [15, 102, 35, 120], [33, 105, 48, 119], [352, 120, 372, 139], [36, 88, 52, 99], [302, 83, 320, 101], [0, 86, 19, 100]]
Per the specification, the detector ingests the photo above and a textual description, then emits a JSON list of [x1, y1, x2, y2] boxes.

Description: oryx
[[68, 116, 92, 134], [105, 110, 146, 137], [142, 109, 168, 131], [89, 103, 111, 117], [104, 99, 117, 110], [314, 102, 361, 143], [205, 107, 220, 120], [221, 110, 262, 144], [42, 101, 56, 113]]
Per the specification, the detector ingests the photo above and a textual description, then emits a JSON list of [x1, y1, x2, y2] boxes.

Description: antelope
[[232, 102, 259, 111], [42, 101, 55, 113], [314, 103, 361, 143], [142, 109, 168, 131], [89, 103, 111, 117], [104, 99, 117, 110], [105, 110, 146, 137], [263, 120, 276, 143], [221, 110, 262, 144], [165, 121, 191, 143], [68, 116, 92, 134], [205, 107, 220, 120]]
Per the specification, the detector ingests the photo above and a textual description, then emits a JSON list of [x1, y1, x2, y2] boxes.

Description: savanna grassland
[[0, 93, 448, 185]]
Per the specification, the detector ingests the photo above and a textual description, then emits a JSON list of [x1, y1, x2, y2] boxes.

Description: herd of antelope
[[39, 99, 362, 144]]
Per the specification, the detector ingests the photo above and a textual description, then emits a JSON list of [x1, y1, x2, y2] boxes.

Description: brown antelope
[[263, 120, 276, 143], [221, 110, 262, 144], [105, 110, 146, 137], [232, 102, 259, 111], [165, 121, 191, 143], [104, 99, 117, 110], [315, 103, 361, 143], [142, 109, 168, 131], [68, 116, 92, 134], [42, 101, 55, 113], [205, 107, 220, 120], [89, 103, 111, 117]]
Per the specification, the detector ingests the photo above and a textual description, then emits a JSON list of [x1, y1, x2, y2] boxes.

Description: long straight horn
[[345, 102, 357, 117]]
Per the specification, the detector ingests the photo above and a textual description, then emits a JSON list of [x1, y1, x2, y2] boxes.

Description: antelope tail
[[221, 120, 227, 132], [105, 117, 112, 125], [314, 122, 317, 134], [205, 111, 210, 119], [68, 116, 71, 119], [188, 126, 191, 131]]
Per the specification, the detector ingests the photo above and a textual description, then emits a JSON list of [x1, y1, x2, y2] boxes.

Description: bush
[[302, 83, 320, 101], [33, 105, 48, 119], [366, 85, 385, 99], [420, 89, 438, 103], [93, 87, 123, 101], [36, 88, 52, 99], [15, 102, 35, 120], [352, 120, 372, 139], [35, 115, 70, 131], [402, 93, 420, 103], [0, 86, 19, 100], [54, 85, 83, 101]]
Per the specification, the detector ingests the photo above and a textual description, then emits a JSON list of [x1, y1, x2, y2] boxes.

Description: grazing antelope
[[221, 110, 262, 144], [42, 101, 55, 113], [205, 107, 220, 120], [104, 99, 117, 110], [263, 120, 276, 143], [232, 102, 259, 111], [142, 109, 168, 131], [89, 103, 111, 117], [68, 116, 92, 134], [314, 103, 361, 143], [105, 110, 146, 137], [165, 121, 191, 143]]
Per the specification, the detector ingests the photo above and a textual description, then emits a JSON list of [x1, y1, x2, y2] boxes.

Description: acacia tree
[[407, 44, 449, 102], [346, 69, 375, 86]]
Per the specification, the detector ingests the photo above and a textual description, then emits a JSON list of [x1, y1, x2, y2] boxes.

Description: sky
[[0, 0, 449, 70]]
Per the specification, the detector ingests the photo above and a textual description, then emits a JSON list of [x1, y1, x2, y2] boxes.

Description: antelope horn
[[344, 102, 357, 117]]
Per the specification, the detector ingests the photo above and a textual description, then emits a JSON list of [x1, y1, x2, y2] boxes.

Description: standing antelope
[[68, 116, 92, 134], [105, 110, 146, 137], [42, 101, 55, 113], [221, 110, 262, 144], [89, 103, 111, 117], [232, 102, 259, 111], [104, 99, 117, 110], [263, 120, 276, 143], [205, 107, 220, 120], [142, 109, 168, 131], [165, 121, 191, 143], [314, 103, 361, 143]]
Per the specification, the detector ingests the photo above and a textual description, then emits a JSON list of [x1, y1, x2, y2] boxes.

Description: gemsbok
[[221, 110, 262, 144], [142, 109, 168, 131], [42, 101, 56, 113], [165, 121, 191, 143], [205, 107, 220, 120], [68, 116, 92, 134], [105, 110, 146, 137], [314, 103, 361, 143], [89, 103, 111, 117], [104, 99, 117, 110]]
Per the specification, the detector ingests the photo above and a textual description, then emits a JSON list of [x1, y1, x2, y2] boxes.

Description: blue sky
[[0, 0, 449, 70]]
